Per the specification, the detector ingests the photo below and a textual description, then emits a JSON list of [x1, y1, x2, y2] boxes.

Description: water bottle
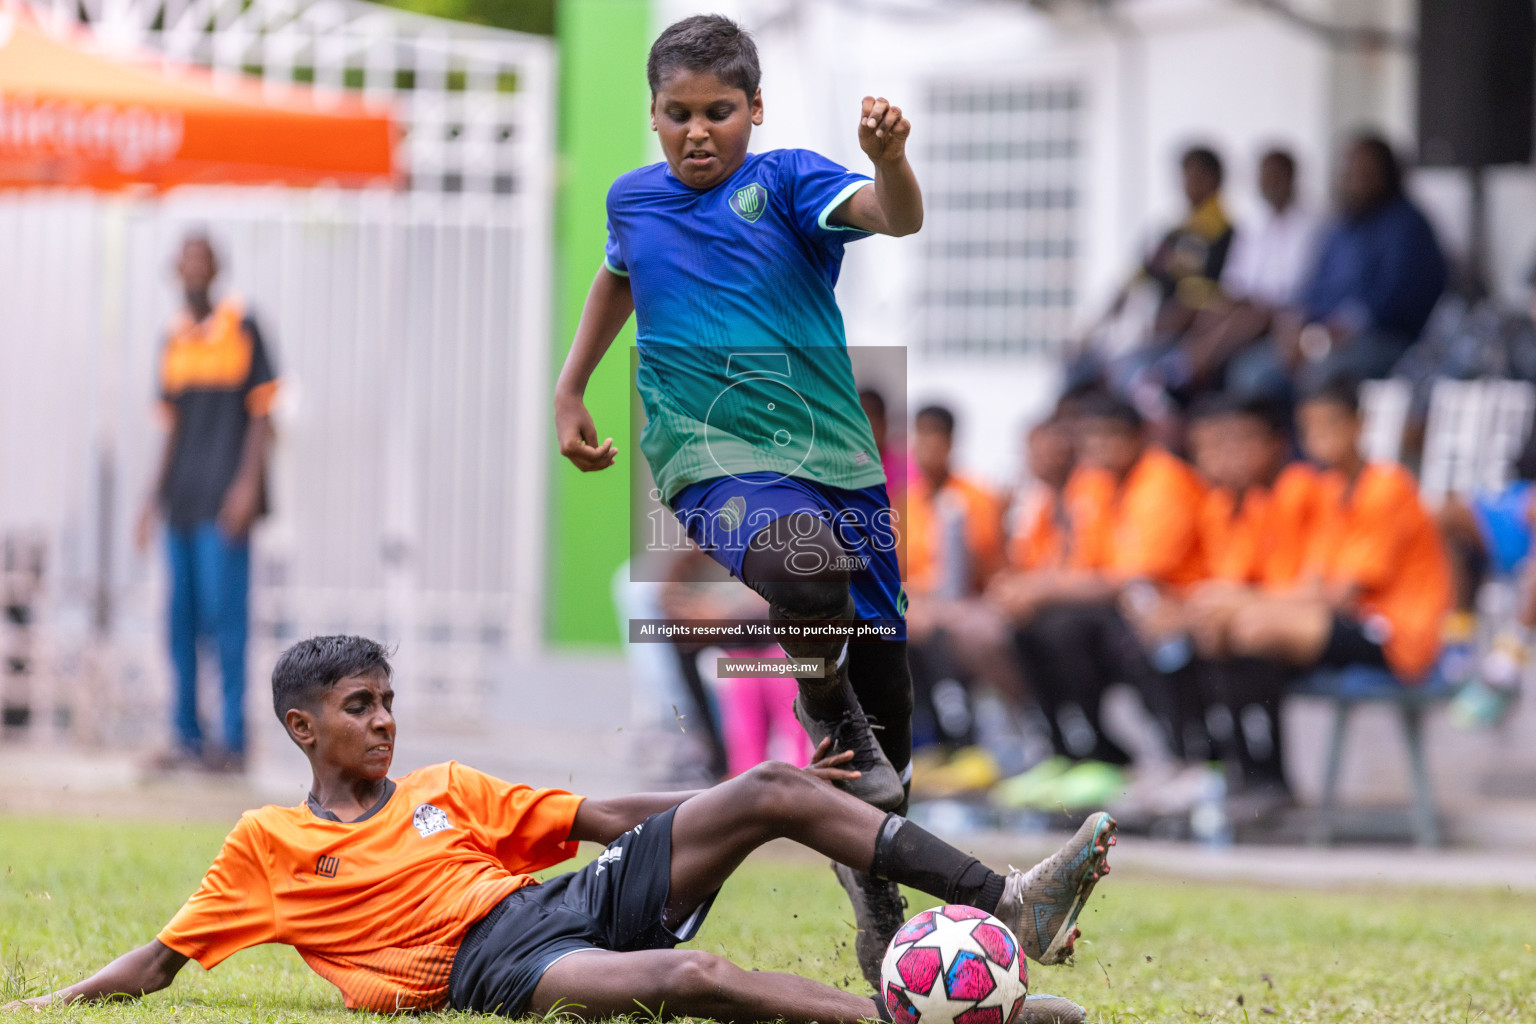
[[1189, 765, 1233, 848]]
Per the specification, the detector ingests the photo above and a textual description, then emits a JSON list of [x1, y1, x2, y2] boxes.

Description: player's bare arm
[[3, 939, 188, 1010], [554, 266, 635, 472], [218, 413, 274, 539], [831, 96, 923, 237]]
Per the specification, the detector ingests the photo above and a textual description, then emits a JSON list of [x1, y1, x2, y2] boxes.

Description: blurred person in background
[[1166, 148, 1322, 403], [1079, 147, 1234, 437], [1212, 378, 1452, 687], [1156, 394, 1319, 820], [1097, 146, 1235, 341], [900, 405, 1011, 795], [1438, 421, 1536, 728], [1229, 134, 1448, 399], [1004, 416, 1078, 578], [859, 387, 908, 498], [988, 394, 1206, 812], [135, 234, 278, 774]]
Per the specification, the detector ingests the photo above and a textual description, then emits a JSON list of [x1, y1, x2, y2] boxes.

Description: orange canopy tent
[[0, 9, 395, 189]]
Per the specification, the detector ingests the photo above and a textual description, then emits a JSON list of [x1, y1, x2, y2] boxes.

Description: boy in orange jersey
[[990, 394, 1207, 770], [1219, 377, 1453, 684], [7, 636, 1113, 1024], [1176, 394, 1318, 801], [1005, 417, 1078, 575]]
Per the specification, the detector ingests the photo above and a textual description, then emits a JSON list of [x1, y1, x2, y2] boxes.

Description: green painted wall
[[550, 0, 651, 645]]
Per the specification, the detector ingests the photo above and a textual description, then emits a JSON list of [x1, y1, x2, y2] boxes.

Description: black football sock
[[849, 640, 916, 776], [795, 645, 855, 721], [869, 813, 1006, 913], [871, 995, 892, 1021]]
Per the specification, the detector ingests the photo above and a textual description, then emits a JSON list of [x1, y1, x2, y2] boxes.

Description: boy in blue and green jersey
[[554, 15, 923, 986]]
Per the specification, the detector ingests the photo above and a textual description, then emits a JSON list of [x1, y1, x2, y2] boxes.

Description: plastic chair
[[1289, 665, 1455, 847]]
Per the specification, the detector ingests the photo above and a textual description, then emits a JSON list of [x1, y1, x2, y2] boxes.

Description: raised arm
[[554, 266, 635, 472], [4, 940, 188, 1010], [831, 96, 923, 238]]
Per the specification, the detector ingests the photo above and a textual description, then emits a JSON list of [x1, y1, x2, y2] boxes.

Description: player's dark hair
[[915, 404, 956, 437], [1181, 145, 1224, 187], [647, 15, 761, 98], [272, 635, 394, 723], [1075, 391, 1144, 431], [859, 388, 887, 418], [1300, 374, 1361, 416]]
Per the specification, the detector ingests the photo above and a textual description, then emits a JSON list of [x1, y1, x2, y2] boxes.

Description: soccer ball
[[879, 905, 1029, 1024]]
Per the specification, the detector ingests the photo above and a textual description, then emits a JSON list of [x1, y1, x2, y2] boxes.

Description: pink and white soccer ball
[[879, 905, 1029, 1024]]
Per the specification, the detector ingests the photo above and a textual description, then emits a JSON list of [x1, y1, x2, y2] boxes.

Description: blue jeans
[[165, 522, 250, 755], [1226, 329, 1413, 401]]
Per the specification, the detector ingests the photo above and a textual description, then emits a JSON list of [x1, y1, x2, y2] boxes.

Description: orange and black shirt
[[156, 762, 583, 1012], [157, 295, 278, 526]]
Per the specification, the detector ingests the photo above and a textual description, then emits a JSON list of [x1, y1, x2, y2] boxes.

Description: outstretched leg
[[665, 761, 1114, 966], [527, 948, 877, 1024]]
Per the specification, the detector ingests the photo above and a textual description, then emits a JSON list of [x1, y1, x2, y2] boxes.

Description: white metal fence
[[0, 185, 551, 742], [26, 0, 555, 196], [0, 0, 554, 746]]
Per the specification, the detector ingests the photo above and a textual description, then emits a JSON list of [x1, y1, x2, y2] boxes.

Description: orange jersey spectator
[[904, 473, 1005, 595], [904, 404, 1005, 595], [1008, 484, 1069, 572], [1200, 462, 1318, 588], [1005, 417, 1079, 572], [1304, 462, 1453, 679], [1067, 447, 1206, 588], [158, 761, 581, 1012]]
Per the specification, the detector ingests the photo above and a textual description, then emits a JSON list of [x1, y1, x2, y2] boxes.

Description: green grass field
[[0, 816, 1531, 1022]]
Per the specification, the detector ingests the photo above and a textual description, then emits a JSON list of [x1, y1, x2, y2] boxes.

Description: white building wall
[[651, 0, 1536, 486]]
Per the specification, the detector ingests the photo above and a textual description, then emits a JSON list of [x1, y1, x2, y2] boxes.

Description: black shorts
[[447, 806, 716, 1017], [1318, 613, 1389, 670]]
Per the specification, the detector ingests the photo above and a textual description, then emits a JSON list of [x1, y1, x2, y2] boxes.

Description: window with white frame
[[918, 80, 1084, 356]]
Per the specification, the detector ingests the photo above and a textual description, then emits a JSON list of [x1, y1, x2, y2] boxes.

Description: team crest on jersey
[[729, 182, 768, 223], [718, 495, 748, 532], [412, 803, 453, 838]]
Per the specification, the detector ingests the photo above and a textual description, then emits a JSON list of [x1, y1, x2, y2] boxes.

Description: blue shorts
[[668, 473, 907, 640], [1471, 481, 1534, 576]]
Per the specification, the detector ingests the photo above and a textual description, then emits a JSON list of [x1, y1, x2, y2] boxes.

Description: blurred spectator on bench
[[1440, 420, 1536, 728], [1173, 394, 1319, 807], [1077, 147, 1234, 430], [1229, 135, 1448, 400], [989, 394, 1206, 807], [901, 405, 1010, 792], [1214, 378, 1452, 684], [1168, 148, 1322, 402], [1005, 416, 1078, 576]]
